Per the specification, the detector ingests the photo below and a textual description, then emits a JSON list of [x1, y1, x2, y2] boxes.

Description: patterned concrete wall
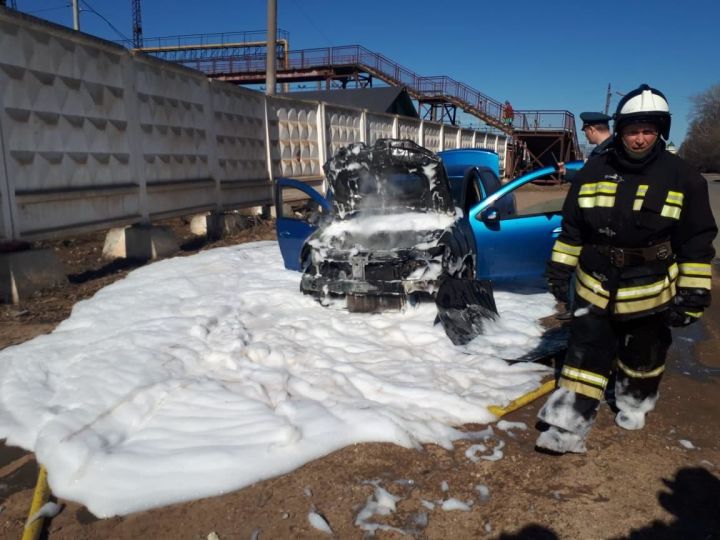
[[210, 82, 270, 209], [0, 12, 138, 239], [423, 124, 442, 153], [443, 126, 460, 150], [132, 56, 217, 219], [366, 113, 395, 145], [210, 82, 266, 183], [0, 9, 508, 242], [267, 95, 321, 179], [324, 105, 363, 158], [460, 129, 475, 148], [397, 118, 421, 144]]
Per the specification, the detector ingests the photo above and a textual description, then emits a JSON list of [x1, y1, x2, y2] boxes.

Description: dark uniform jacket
[[589, 136, 613, 157], [548, 143, 717, 319]]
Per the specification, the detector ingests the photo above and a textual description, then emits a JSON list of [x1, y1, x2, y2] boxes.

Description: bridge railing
[[124, 29, 291, 51], [179, 44, 512, 126], [415, 77, 503, 119], [513, 110, 577, 132], [137, 35, 579, 152]]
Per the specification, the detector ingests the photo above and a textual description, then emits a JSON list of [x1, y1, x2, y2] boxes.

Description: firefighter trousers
[[538, 306, 672, 438]]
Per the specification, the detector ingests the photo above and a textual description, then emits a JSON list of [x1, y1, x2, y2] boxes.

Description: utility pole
[[266, 0, 277, 96], [604, 83, 612, 115], [71, 0, 80, 30]]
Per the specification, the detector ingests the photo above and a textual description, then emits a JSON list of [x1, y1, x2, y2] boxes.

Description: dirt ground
[[1, 220, 719, 540]]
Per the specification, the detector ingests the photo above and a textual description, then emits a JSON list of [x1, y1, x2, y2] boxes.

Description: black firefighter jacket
[[548, 147, 717, 320]]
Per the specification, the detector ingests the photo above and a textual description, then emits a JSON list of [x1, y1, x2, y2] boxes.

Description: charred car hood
[[308, 211, 456, 256]]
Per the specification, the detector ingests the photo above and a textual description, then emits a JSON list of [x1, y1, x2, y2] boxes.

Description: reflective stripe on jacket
[[549, 149, 716, 319]]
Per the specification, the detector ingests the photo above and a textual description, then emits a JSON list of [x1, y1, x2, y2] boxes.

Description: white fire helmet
[[613, 84, 671, 140]]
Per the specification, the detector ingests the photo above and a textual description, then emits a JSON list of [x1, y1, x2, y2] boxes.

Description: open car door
[[469, 162, 584, 287], [274, 178, 330, 271]]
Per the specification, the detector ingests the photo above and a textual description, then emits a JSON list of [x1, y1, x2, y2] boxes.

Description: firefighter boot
[[536, 425, 587, 454], [536, 388, 596, 454], [615, 410, 646, 430], [613, 366, 661, 431]]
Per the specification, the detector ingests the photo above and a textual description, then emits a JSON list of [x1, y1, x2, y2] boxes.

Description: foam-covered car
[[275, 139, 583, 310], [276, 139, 474, 311]]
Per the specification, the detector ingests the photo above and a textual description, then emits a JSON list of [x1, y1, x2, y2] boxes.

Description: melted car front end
[[301, 229, 448, 311], [299, 139, 473, 312]]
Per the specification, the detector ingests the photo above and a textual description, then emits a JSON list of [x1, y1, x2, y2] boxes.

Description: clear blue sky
[[17, 0, 719, 144]]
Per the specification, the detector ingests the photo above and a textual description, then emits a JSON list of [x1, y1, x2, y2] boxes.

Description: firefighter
[[536, 84, 717, 454]]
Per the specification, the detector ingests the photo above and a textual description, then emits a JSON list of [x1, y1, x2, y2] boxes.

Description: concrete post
[[123, 54, 150, 223], [0, 247, 67, 304]]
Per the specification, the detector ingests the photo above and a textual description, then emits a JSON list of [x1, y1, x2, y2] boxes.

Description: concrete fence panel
[[397, 118, 421, 144], [324, 105, 363, 158], [366, 112, 395, 145], [460, 129, 475, 148], [442, 125, 460, 150], [0, 13, 142, 238], [267, 95, 321, 179], [131, 55, 217, 219], [209, 82, 270, 210], [423, 123, 442, 153]]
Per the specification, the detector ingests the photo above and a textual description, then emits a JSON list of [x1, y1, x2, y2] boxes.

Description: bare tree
[[680, 85, 720, 172]]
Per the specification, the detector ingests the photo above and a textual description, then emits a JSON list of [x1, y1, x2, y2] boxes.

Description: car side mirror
[[480, 206, 499, 223]]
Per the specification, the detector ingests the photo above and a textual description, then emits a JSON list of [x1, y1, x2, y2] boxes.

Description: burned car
[[278, 145, 584, 289], [276, 141, 585, 343], [276, 139, 475, 312]]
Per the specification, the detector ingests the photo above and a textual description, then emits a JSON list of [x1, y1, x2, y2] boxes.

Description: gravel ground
[[0, 219, 719, 540]]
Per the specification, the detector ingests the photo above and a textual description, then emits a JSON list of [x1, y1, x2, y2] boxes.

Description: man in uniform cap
[[555, 112, 613, 175], [580, 111, 613, 157]]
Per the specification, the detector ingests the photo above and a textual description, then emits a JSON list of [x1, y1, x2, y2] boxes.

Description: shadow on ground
[[619, 467, 720, 539], [67, 258, 145, 284], [66, 235, 220, 285], [498, 524, 559, 539]]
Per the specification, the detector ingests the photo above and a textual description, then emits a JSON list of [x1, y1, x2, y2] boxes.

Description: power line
[[26, 4, 70, 15], [287, 0, 332, 48], [79, 0, 131, 42]]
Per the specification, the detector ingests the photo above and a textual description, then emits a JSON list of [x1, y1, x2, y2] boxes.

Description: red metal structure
[[512, 110, 581, 173]]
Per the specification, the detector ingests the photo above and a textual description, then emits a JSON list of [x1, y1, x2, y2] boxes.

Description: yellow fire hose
[[487, 379, 556, 417], [22, 465, 50, 540]]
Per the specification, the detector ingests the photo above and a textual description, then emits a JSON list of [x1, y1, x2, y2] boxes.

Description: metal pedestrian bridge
[[138, 36, 582, 168]]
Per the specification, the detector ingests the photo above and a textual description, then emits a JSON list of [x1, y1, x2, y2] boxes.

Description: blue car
[[275, 139, 583, 311], [437, 149, 583, 286]]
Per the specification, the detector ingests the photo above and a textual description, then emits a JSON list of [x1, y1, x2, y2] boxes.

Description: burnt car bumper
[[300, 251, 442, 311]]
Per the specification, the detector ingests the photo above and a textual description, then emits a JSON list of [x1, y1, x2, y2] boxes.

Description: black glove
[[665, 287, 710, 327], [664, 305, 699, 327], [547, 278, 569, 304], [676, 287, 711, 309], [545, 261, 572, 304]]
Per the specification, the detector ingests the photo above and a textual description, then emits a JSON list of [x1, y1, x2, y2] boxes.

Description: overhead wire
[[26, 4, 71, 15], [287, 0, 332, 48], [79, 0, 131, 42]]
